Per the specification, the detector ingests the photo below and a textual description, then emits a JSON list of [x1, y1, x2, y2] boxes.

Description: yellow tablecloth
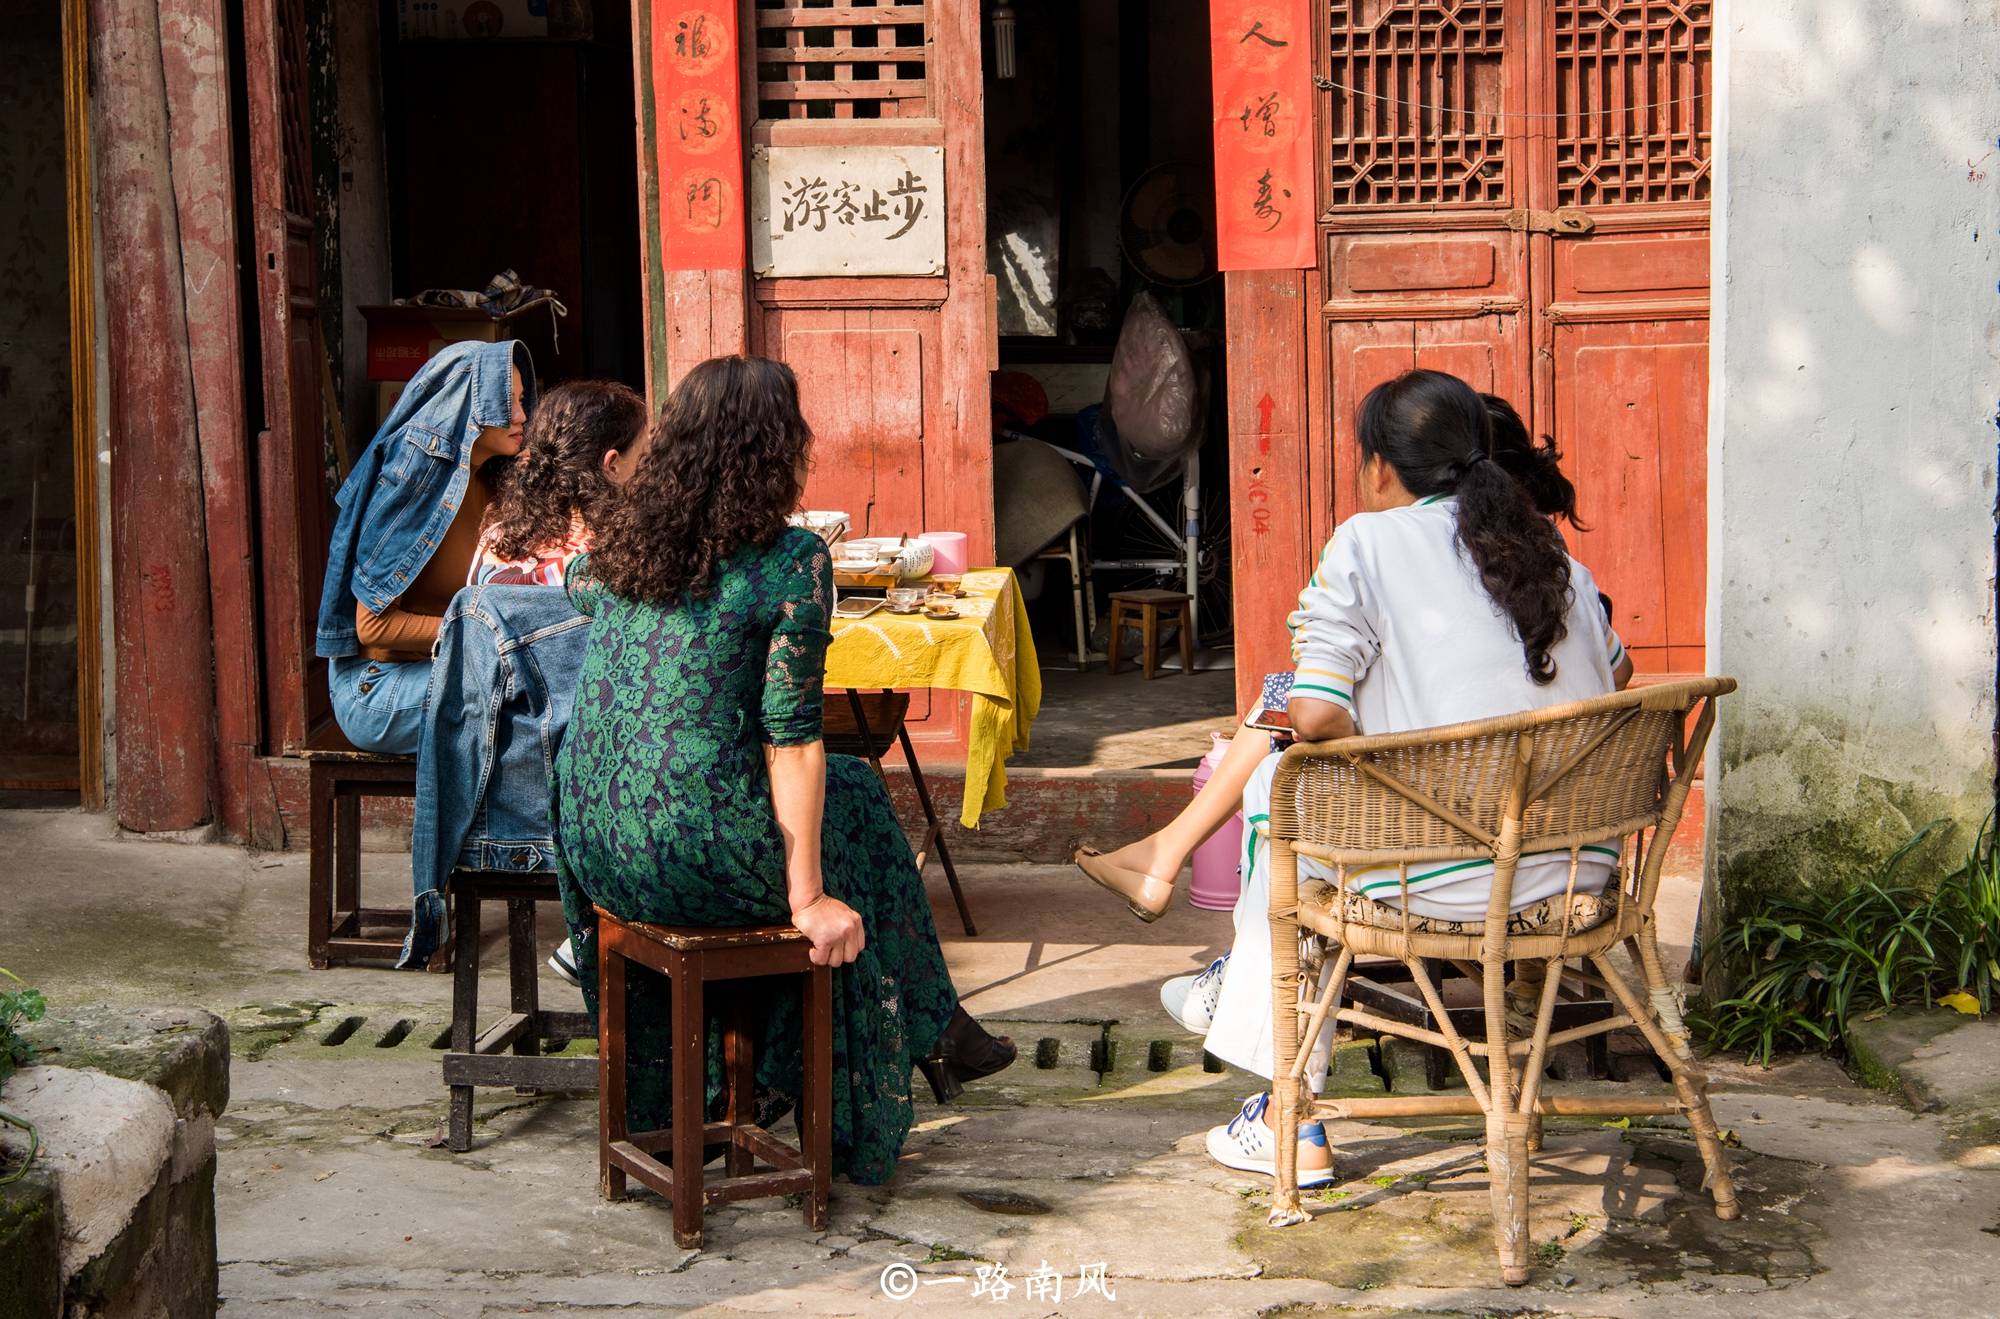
[[826, 568, 1042, 828]]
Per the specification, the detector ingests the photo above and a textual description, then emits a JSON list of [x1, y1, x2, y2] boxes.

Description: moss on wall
[[1712, 707, 1987, 928], [0, 1174, 60, 1319]]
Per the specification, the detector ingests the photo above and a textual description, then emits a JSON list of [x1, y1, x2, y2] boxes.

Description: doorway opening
[[320, 1, 645, 481], [983, 0, 1238, 774], [0, 1, 90, 805]]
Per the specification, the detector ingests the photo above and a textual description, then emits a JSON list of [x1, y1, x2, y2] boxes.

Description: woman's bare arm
[[766, 741, 828, 911], [765, 740, 863, 966], [1289, 695, 1358, 743]]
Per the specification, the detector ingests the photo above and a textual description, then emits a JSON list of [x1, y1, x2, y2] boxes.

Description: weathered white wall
[[1711, 0, 2000, 913]]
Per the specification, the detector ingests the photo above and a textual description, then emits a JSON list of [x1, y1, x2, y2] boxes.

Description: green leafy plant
[[1693, 821, 2000, 1066], [1930, 822, 2000, 1015], [0, 967, 46, 1185]]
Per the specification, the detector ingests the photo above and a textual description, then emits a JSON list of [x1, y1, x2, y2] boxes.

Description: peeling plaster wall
[[1711, 0, 2000, 914]]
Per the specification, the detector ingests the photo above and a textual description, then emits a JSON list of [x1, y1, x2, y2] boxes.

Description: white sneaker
[[1204, 1093, 1335, 1188], [548, 938, 580, 988], [1161, 953, 1229, 1034]]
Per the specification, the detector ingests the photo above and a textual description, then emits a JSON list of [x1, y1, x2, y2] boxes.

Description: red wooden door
[[743, 0, 991, 748], [1311, 0, 1711, 673], [243, 0, 331, 751], [1533, 1, 1711, 675], [1316, 1, 1534, 528]]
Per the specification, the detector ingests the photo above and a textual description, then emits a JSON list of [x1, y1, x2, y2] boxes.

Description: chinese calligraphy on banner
[[750, 146, 947, 278], [1210, 0, 1314, 270], [656, 5, 743, 270]]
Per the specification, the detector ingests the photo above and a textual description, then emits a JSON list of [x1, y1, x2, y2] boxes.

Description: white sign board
[[750, 145, 946, 278]]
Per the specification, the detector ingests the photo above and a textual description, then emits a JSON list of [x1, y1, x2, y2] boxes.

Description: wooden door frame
[[1224, 0, 1715, 710], [632, 0, 752, 388], [631, 0, 991, 757], [61, 0, 105, 811]]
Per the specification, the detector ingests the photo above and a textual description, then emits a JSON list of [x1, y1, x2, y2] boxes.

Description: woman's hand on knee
[[793, 893, 865, 967]]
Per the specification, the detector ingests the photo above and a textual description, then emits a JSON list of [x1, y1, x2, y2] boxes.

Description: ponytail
[[1481, 393, 1582, 528], [1453, 451, 1572, 684], [1356, 370, 1574, 685]]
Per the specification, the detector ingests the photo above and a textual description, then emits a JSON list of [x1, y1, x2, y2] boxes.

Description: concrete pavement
[[5, 805, 1999, 1316]]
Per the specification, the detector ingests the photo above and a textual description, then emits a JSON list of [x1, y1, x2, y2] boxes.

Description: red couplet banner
[[1210, 0, 1315, 271], [655, 4, 745, 271]]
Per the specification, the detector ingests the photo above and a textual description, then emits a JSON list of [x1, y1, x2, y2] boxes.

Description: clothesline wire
[[1313, 76, 1707, 122]]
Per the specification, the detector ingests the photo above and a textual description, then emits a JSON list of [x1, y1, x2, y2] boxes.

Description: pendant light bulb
[[993, 2, 1018, 79]]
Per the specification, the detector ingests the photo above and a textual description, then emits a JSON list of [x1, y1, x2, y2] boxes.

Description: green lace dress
[[552, 528, 957, 1185]]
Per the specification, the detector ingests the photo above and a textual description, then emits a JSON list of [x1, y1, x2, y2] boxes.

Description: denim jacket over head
[[316, 339, 538, 659], [399, 582, 590, 968]]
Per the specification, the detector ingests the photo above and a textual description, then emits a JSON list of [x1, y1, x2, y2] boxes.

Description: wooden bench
[[441, 869, 597, 1152], [300, 724, 446, 970], [595, 910, 831, 1250]]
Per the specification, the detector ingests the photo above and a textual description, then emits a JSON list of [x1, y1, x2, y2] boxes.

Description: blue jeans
[[328, 655, 431, 755]]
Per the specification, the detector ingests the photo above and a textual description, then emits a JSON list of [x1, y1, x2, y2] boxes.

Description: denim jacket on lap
[[316, 339, 537, 659], [399, 583, 590, 968]]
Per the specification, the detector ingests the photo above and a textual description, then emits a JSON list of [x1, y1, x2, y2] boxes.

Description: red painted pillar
[[1224, 269, 1314, 717], [161, 0, 278, 845], [89, 0, 220, 831], [635, 0, 750, 395]]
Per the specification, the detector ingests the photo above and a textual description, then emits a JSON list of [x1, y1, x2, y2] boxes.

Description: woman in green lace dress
[[553, 355, 1014, 1186]]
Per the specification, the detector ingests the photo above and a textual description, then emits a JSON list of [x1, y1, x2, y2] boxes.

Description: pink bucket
[[1187, 733, 1244, 912]]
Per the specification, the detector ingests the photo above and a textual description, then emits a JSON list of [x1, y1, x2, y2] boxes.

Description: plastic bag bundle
[[1100, 291, 1203, 493]]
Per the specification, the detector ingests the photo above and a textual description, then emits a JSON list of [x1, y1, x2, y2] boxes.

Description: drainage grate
[[319, 1016, 365, 1047], [375, 1019, 415, 1049]]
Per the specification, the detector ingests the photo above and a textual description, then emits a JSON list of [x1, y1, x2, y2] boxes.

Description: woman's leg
[[1200, 752, 1334, 1174], [328, 656, 431, 755], [1090, 720, 1273, 880]]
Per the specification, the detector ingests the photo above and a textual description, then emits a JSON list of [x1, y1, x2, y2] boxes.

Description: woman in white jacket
[[1146, 369, 1630, 1184]]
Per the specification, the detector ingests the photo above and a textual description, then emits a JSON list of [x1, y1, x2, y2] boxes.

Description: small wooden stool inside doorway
[[1106, 589, 1193, 680], [595, 909, 832, 1250]]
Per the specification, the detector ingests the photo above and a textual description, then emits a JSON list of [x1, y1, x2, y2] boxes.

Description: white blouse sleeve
[[1285, 524, 1379, 716]]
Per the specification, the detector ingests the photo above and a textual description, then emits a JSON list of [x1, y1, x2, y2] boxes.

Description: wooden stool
[[441, 870, 597, 1152], [595, 908, 831, 1249], [823, 690, 975, 936], [1105, 589, 1193, 680], [301, 724, 445, 970]]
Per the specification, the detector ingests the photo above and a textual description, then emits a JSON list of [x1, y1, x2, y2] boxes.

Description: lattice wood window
[[755, 0, 930, 121], [1325, 0, 1509, 209], [275, 0, 314, 214], [1554, 1, 1712, 206]]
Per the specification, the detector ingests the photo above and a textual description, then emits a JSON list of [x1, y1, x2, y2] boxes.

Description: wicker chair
[[1264, 677, 1739, 1285]]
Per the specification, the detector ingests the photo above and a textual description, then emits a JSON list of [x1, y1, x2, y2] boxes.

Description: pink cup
[[919, 531, 968, 575]]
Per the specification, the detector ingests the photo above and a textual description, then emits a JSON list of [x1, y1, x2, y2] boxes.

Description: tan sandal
[[1072, 845, 1177, 923]]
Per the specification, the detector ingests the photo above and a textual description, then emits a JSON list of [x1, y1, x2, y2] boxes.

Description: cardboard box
[[374, 381, 407, 428], [359, 304, 557, 383], [397, 1, 549, 41], [395, 1, 591, 39]]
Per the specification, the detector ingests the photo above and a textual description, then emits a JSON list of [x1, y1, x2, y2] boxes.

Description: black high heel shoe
[[917, 1006, 1017, 1102]]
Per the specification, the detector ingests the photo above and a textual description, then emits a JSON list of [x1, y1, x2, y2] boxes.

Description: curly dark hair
[[1480, 392, 1583, 528], [587, 356, 814, 604], [1357, 369, 1574, 685], [484, 380, 648, 562]]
